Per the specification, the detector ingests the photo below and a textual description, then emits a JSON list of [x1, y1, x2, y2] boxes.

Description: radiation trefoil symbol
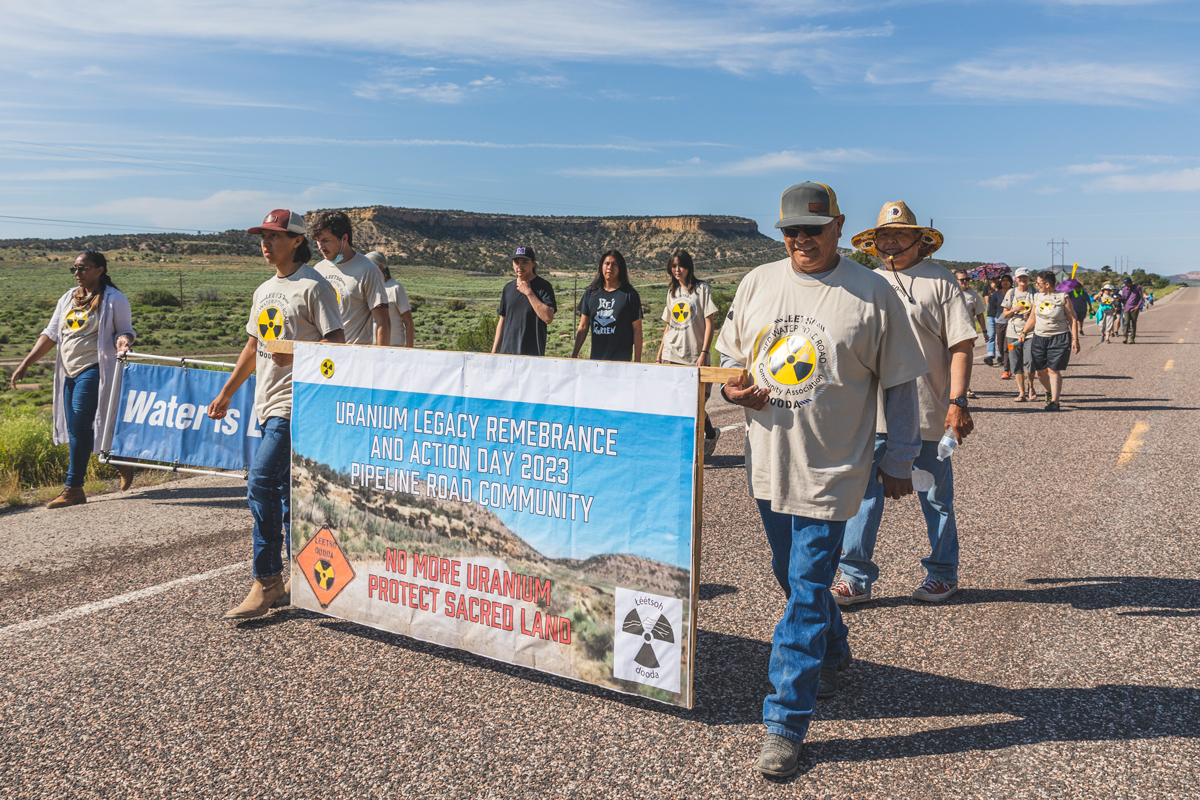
[[257, 306, 284, 340], [1038, 301, 1054, 316], [65, 308, 88, 330], [613, 588, 683, 693], [320, 359, 335, 379], [671, 301, 691, 325], [313, 559, 335, 590], [766, 334, 817, 385]]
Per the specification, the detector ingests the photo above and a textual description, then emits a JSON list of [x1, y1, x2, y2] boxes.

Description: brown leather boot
[[116, 465, 135, 491], [272, 578, 291, 608], [224, 575, 285, 619], [46, 487, 87, 509]]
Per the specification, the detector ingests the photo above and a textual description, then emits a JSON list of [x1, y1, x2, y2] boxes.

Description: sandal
[[1015, 394, 1027, 402], [966, 390, 978, 399]]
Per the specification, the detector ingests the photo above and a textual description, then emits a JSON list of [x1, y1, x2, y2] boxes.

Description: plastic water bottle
[[911, 469, 935, 492], [936, 432, 958, 462]]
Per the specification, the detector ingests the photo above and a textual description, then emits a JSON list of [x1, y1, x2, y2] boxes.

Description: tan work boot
[[272, 578, 292, 608], [116, 465, 135, 491], [46, 487, 87, 509], [224, 575, 285, 619]]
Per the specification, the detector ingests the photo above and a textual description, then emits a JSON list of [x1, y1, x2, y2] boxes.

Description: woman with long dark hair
[[11, 251, 135, 506], [654, 249, 719, 454], [571, 249, 643, 362]]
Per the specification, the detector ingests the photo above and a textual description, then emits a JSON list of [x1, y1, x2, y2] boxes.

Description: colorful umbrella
[[968, 263, 1011, 280], [1056, 279, 1082, 293]]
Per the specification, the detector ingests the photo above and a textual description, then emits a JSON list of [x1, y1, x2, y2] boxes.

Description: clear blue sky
[[1, 1, 1197, 274]]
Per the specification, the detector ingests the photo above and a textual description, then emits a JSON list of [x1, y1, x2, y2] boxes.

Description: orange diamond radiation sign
[[296, 526, 356, 608]]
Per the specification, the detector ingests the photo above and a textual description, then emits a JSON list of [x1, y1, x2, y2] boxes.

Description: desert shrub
[[136, 289, 181, 308], [446, 298, 466, 312], [34, 298, 56, 311], [0, 407, 67, 487], [453, 316, 497, 352], [196, 287, 220, 302], [712, 289, 733, 332], [409, 295, 426, 311]]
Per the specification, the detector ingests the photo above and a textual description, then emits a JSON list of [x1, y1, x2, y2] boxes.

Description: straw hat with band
[[851, 202, 943, 260]]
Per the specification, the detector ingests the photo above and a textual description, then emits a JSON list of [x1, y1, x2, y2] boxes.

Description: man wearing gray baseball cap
[[717, 182, 927, 778]]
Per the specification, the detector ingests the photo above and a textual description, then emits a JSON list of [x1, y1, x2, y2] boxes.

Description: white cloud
[[559, 148, 885, 178], [85, 186, 357, 230], [1091, 167, 1200, 191], [354, 67, 504, 104], [1064, 161, 1127, 174], [977, 173, 1035, 189], [933, 59, 1191, 105], [0, 2, 890, 78], [518, 73, 569, 89]]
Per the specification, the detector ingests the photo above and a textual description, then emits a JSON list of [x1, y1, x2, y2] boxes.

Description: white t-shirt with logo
[[1033, 292, 1070, 337], [716, 256, 928, 520], [660, 281, 718, 365], [314, 252, 389, 345], [873, 260, 979, 441], [1003, 288, 1035, 339], [383, 278, 412, 347], [246, 264, 343, 424], [59, 301, 101, 378]]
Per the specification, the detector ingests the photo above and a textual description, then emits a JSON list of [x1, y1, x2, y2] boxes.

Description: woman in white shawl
[[10, 250, 135, 507]]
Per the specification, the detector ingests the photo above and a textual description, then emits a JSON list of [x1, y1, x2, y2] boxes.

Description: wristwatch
[[949, 397, 969, 408]]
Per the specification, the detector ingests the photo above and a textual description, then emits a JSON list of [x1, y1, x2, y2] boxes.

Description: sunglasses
[[69, 265, 96, 274], [781, 223, 828, 239]]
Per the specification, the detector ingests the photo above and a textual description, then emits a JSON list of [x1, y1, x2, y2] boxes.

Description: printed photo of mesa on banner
[[285, 342, 708, 707]]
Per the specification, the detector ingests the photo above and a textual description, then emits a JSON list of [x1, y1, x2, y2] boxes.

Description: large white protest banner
[[288, 343, 702, 708]]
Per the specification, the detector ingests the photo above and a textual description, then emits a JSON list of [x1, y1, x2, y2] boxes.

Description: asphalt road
[[3, 290, 1197, 798]]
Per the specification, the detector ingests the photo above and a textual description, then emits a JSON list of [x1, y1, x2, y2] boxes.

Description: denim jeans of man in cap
[[756, 500, 850, 742], [63, 364, 100, 489], [839, 434, 960, 591], [247, 416, 291, 579]]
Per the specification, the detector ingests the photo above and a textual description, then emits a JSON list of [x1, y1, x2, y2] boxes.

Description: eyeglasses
[[69, 265, 95, 274], [781, 223, 828, 239], [956, 277, 969, 282]]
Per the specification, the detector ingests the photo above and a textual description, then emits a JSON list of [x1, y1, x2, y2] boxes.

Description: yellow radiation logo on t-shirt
[[64, 308, 88, 330], [1015, 299, 1031, 313], [257, 306, 284, 340], [320, 359, 335, 379], [766, 334, 817, 385], [671, 301, 691, 325], [1038, 301, 1055, 316]]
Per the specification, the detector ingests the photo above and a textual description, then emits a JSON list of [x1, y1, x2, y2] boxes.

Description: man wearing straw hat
[[718, 182, 928, 778], [832, 202, 977, 607]]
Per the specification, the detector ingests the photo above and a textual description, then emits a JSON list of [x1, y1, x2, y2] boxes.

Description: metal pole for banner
[[99, 351, 250, 481]]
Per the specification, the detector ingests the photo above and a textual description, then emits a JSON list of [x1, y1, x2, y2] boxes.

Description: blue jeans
[[62, 365, 100, 488], [985, 316, 998, 357], [247, 416, 291, 579], [840, 435, 959, 591], [756, 500, 850, 743]]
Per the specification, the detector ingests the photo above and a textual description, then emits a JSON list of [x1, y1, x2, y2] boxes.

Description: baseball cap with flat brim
[[774, 182, 841, 228], [512, 246, 537, 262], [249, 209, 306, 236]]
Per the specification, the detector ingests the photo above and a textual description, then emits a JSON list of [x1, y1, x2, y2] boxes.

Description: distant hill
[[0, 204, 1002, 275], [0, 206, 785, 274]]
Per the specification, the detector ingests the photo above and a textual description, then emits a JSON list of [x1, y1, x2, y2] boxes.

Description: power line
[[0, 214, 222, 235]]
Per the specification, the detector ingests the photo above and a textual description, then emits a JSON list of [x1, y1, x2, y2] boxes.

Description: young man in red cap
[[718, 182, 926, 778], [208, 209, 344, 619], [309, 210, 390, 346], [492, 246, 557, 356]]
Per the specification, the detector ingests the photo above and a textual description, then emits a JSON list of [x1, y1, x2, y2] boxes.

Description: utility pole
[[1048, 239, 1068, 269], [179, 271, 184, 309]]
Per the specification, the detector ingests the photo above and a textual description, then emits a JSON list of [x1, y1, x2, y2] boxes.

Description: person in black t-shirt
[[572, 249, 642, 362], [491, 246, 557, 356]]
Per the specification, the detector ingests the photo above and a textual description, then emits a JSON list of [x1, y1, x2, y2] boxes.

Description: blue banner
[[111, 362, 260, 471]]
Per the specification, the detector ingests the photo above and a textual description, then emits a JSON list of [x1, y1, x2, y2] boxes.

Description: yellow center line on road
[[1118, 421, 1150, 468], [1165, 360, 1175, 371]]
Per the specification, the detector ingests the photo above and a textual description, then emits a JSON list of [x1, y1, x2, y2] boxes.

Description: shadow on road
[[856, 576, 1198, 617], [134, 484, 247, 507]]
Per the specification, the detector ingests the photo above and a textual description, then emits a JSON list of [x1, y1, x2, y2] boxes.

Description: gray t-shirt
[[1003, 288, 1034, 339], [314, 252, 388, 345], [660, 281, 718, 365], [246, 265, 343, 424], [1033, 292, 1070, 337]]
